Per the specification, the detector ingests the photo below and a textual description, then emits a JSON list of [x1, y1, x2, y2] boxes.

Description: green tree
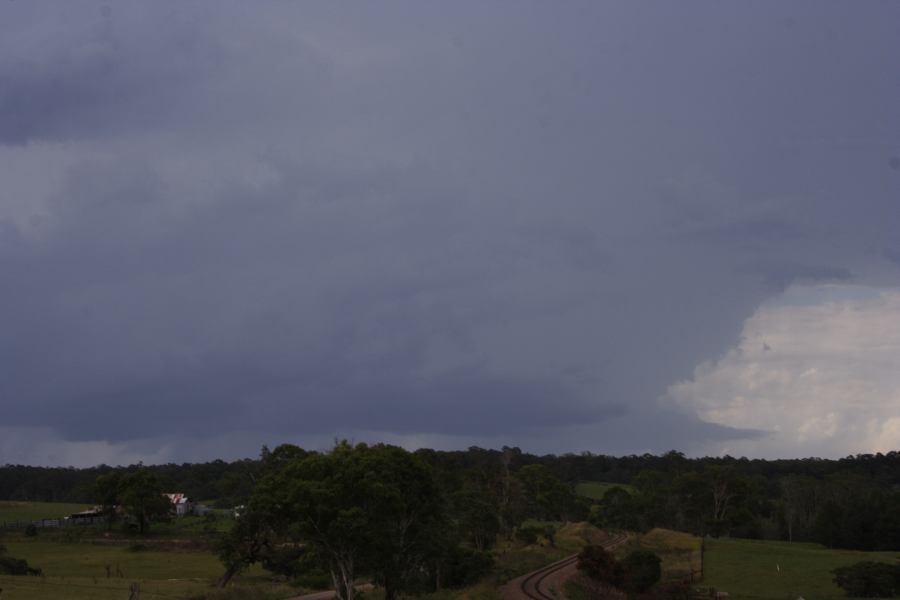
[[671, 466, 748, 536], [632, 470, 674, 530], [251, 442, 445, 600], [515, 464, 579, 521], [592, 487, 640, 531], [119, 469, 170, 535], [94, 471, 122, 528], [833, 561, 900, 597], [778, 475, 821, 542], [704, 465, 747, 536], [577, 544, 623, 599], [215, 510, 276, 587], [453, 488, 500, 550], [621, 550, 662, 595]]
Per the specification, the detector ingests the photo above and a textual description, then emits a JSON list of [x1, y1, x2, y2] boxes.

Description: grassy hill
[[626, 528, 703, 581]]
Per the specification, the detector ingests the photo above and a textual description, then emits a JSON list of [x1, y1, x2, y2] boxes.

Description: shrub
[[577, 544, 624, 588], [656, 580, 693, 600], [621, 549, 662, 594], [442, 547, 494, 587], [293, 570, 331, 590], [833, 561, 900, 597], [0, 556, 29, 575], [261, 545, 306, 578], [515, 526, 540, 545], [0, 555, 41, 576], [24, 523, 38, 537]]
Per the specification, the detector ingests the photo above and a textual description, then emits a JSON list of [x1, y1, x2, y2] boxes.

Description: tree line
[[4, 447, 900, 551]]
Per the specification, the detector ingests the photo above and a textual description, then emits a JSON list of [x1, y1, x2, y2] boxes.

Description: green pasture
[[0, 501, 92, 523], [0, 576, 296, 600], [0, 539, 292, 599], [574, 481, 635, 500], [3, 539, 225, 579], [703, 537, 900, 600], [0, 575, 210, 600]]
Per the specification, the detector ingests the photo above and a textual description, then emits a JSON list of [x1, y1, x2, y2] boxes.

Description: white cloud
[[668, 285, 900, 458]]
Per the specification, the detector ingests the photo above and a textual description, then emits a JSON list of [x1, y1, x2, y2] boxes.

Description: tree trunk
[[217, 565, 238, 588], [332, 562, 355, 600]]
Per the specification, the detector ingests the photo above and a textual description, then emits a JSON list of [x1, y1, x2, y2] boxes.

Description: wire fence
[[0, 515, 108, 530]]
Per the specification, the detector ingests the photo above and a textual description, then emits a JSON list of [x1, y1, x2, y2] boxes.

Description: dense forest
[[3, 447, 900, 553]]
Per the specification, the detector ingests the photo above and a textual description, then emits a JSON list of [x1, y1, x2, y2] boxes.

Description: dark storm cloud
[[1, 1, 899, 464], [0, 3, 329, 144]]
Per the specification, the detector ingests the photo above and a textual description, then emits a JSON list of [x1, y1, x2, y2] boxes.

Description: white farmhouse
[[163, 493, 193, 516]]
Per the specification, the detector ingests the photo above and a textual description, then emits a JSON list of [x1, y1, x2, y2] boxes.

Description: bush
[[577, 544, 623, 588], [0, 556, 29, 575], [656, 580, 693, 600], [621, 549, 662, 594], [833, 561, 900, 597], [261, 545, 306, 578], [442, 547, 494, 587], [515, 526, 540, 545], [24, 523, 38, 537], [0, 555, 41, 576], [293, 570, 331, 590]]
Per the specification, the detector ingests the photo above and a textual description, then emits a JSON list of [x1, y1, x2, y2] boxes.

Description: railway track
[[517, 531, 629, 600]]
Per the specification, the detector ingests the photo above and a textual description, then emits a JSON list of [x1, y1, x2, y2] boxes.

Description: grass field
[[0, 502, 295, 598], [574, 481, 635, 500], [703, 538, 900, 600], [0, 576, 296, 600], [0, 501, 92, 523], [0, 536, 296, 599], [3, 539, 226, 579]]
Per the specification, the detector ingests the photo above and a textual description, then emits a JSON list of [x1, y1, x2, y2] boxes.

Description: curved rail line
[[518, 531, 630, 600]]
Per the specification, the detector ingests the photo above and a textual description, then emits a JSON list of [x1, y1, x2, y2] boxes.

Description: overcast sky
[[1, 2, 899, 466]]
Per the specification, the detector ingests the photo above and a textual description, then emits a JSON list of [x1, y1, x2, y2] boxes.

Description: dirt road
[[285, 583, 373, 600]]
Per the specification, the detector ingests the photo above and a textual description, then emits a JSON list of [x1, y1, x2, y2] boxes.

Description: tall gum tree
[[251, 442, 444, 600]]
